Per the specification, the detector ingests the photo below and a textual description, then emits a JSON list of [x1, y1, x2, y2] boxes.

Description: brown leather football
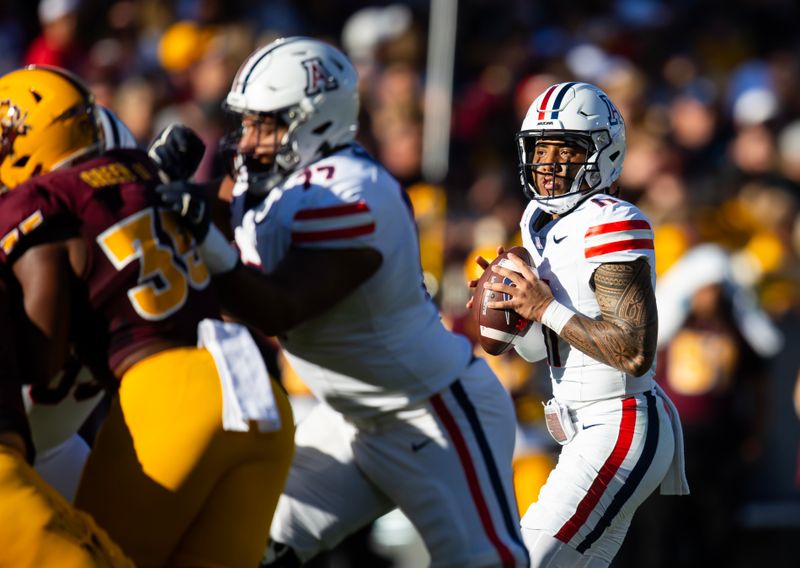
[[471, 246, 533, 355]]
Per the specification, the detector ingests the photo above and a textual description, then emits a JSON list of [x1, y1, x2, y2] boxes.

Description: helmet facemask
[[222, 106, 303, 195], [517, 129, 613, 215]]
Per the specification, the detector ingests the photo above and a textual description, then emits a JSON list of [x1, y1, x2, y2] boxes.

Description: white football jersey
[[233, 145, 473, 417], [520, 193, 657, 402]]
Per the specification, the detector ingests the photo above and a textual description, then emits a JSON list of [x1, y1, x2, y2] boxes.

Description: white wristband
[[540, 300, 575, 334], [197, 225, 239, 275]]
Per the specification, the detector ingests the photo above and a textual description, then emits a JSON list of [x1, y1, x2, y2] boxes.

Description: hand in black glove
[[157, 181, 212, 242], [148, 124, 206, 183]]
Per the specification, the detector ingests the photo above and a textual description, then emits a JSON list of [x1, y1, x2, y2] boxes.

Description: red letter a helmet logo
[[302, 57, 339, 96]]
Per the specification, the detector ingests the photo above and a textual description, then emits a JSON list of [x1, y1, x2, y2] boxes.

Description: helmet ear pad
[[0, 65, 101, 189], [517, 82, 626, 215]]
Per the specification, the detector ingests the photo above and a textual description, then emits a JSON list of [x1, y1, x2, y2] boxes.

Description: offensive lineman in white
[[158, 37, 528, 568], [473, 82, 689, 567]]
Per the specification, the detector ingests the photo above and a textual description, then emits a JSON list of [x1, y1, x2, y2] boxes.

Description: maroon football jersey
[[0, 149, 220, 371]]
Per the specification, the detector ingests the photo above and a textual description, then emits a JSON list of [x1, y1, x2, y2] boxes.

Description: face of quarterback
[[531, 137, 589, 197], [237, 113, 290, 170]]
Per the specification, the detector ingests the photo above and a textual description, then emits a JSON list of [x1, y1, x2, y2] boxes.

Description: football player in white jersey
[[472, 82, 690, 567], [158, 36, 528, 567]]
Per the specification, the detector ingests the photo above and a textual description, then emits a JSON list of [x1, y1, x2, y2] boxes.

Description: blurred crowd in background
[[2, 0, 799, 566]]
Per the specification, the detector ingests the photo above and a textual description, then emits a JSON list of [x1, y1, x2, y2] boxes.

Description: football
[[472, 246, 533, 355]]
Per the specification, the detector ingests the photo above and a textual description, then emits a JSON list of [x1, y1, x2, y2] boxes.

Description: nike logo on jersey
[[553, 234, 568, 244], [582, 423, 601, 430], [411, 438, 433, 452]]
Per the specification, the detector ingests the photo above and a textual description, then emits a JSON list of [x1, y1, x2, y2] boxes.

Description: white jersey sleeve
[[284, 165, 377, 250], [582, 196, 655, 266], [233, 149, 379, 271]]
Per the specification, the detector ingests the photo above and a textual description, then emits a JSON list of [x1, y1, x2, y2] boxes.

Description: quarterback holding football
[[474, 81, 689, 567]]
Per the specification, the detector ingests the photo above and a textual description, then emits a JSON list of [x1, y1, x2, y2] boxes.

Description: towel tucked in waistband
[[655, 383, 690, 495], [197, 318, 282, 433]]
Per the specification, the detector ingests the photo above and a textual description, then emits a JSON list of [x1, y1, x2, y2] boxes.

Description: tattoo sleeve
[[558, 258, 658, 376]]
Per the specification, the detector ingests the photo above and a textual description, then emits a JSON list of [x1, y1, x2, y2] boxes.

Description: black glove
[[157, 180, 212, 242], [148, 124, 206, 183]]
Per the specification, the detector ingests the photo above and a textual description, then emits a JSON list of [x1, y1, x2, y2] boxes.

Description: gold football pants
[[75, 347, 295, 568], [0, 445, 133, 568]]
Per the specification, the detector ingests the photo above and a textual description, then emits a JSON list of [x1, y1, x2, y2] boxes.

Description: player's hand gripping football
[[465, 246, 505, 311], [483, 251, 555, 322]]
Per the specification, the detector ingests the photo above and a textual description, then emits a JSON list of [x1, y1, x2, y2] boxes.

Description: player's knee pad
[[260, 541, 302, 568], [522, 528, 609, 568]]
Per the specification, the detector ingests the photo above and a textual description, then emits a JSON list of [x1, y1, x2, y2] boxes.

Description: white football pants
[[270, 358, 529, 567], [521, 389, 675, 565]]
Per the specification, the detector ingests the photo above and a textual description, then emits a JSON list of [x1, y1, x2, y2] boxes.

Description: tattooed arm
[[561, 259, 658, 376], [485, 253, 658, 377]]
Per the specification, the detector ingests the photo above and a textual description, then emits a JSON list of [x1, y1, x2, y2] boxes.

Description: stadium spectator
[[25, 0, 86, 72], [615, 243, 780, 568]]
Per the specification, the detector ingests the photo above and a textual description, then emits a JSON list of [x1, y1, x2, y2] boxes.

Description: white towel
[[655, 383, 690, 495], [197, 319, 282, 433]]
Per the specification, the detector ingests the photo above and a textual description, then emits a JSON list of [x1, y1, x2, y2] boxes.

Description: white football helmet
[[97, 106, 137, 150], [517, 82, 626, 215], [224, 36, 359, 193]]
